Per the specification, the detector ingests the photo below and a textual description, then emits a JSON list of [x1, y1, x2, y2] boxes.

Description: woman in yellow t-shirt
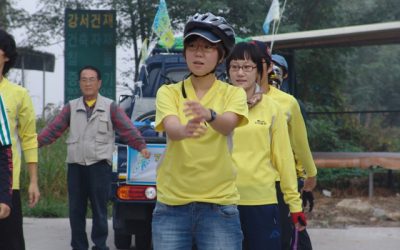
[[228, 42, 306, 250], [152, 12, 248, 250]]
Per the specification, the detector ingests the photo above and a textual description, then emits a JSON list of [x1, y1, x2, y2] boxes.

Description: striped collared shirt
[[0, 95, 11, 146]]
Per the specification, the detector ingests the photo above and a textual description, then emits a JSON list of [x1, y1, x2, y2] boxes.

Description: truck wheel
[[135, 232, 152, 250], [135, 110, 156, 122], [114, 232, 132, 249]]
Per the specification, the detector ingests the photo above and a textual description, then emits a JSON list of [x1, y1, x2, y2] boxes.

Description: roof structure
[[252, 21, 400, 49], [14, 47, 55, 72]]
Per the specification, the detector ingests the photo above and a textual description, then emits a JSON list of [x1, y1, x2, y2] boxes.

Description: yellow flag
[[139, 38, 149, 65], [151, 0, 175, 48]]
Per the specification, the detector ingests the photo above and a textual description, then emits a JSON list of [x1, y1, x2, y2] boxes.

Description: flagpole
[[270, 20, 277, 51], [274, 0, 287, 36], [270, 0, 287, 52]]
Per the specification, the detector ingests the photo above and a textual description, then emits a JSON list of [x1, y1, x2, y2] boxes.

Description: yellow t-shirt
[[267, 86, 317, 178], [155, 78, 248, 205], [232, 96, 302, 212], [0, 77, 38, 189]]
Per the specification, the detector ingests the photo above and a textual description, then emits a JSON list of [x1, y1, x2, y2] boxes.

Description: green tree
[[0, 0, 9, 28], [18, 0, 159, 80], [0, 0, 29, 31], [18, 1, 93, 46], [97, 0, 159, 80]]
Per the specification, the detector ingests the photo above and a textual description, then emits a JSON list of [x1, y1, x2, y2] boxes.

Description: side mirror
[[118, 94, 132, 105], [118, 95, 135, 118]]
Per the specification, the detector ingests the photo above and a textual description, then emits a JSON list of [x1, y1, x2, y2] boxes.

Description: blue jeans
[[68, 161, 111, 250], [152, 202, 243, 250], [239, 204, 281, 250]]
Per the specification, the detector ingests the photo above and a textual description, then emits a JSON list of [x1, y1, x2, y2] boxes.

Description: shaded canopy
[[14, 47, 55, 72]]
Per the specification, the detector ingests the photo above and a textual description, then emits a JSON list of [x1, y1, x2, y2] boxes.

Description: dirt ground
[[307, 187, 400, 228]]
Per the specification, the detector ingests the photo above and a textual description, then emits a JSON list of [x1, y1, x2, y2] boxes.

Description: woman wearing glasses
[[227, 42, 306, 250], [152, 13, 248, 250]]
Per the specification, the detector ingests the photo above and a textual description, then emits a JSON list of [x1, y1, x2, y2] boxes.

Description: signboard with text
[[64, 9, 116, 103]]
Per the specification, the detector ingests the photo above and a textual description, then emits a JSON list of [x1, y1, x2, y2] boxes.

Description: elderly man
[[38, 65, 150, 250]]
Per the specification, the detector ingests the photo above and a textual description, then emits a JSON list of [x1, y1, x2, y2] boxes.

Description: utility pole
[[42, 58, 46, 119]]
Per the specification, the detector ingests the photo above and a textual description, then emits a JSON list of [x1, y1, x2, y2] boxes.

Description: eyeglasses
[[229, 64, 257, 72], [80, 77, 98, 83], [186, 43, 217, 53]]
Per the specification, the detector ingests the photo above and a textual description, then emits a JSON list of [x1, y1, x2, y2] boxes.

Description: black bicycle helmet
[[184, 12, 235, 57]]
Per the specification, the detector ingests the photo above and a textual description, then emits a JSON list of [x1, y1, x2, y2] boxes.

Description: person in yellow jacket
[[0, 29, 40, 250], [153, 13, 248, 250], [250, 40, 316, 250], [228, 42, 306, 250], [270, 53, 315, 250], [252, 42, 318, 192]]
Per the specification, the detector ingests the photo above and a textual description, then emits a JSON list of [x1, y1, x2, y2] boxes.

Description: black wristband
[[206, 109, 217, 123]]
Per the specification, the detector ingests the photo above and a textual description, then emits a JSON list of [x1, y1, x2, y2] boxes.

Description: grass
[[21, 118, 113, 218], [21, 118, 69, 217]]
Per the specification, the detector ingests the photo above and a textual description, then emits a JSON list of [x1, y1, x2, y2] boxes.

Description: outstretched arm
[[111, 103, 149, 158], [27, 162, 40, 208], [184, 101, 241, 136], [162, 114, 207, 141], [38, 104, 71, 147]]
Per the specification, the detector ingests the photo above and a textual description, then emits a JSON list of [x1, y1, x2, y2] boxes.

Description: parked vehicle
[[112, 130, 163, 250]]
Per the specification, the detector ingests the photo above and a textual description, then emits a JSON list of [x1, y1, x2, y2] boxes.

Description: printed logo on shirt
[[254, 119, 267, 125]]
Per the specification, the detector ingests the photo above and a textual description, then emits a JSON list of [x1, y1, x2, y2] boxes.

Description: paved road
[[23, 218, 400, 250]]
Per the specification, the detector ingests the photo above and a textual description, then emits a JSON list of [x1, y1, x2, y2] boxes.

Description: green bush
[[316, 168, 368, 187], [21, 118, 69, 217]]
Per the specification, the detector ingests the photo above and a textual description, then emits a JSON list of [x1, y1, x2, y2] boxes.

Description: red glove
[[291, 212, 307, 226]]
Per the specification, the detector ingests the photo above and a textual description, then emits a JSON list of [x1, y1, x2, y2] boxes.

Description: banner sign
[[64, 9, 116, 102]]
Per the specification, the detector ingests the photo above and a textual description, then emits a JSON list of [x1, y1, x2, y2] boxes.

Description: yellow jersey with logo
[[232, 95, 302, 212], [155, 78, 248, 205]]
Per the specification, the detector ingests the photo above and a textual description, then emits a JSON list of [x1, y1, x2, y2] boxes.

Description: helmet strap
[[191, 69, 216, 78]]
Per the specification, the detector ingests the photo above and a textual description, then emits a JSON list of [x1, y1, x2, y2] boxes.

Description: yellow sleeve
[[24, 148, 38, 163], [288, 100, 317, 178], [18, 90, 38, 163], [224, 86, 248, 127], [271, 108, 302, 213], [155, 85, 179, 132]]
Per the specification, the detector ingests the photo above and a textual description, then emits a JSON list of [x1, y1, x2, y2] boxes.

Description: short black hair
[[226, 42, 263, 79], [0, 29, 18, 75], [78, 65, 102, 80]]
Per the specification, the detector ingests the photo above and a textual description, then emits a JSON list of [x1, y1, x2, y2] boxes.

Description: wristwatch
[[207, 109, 217, 123]]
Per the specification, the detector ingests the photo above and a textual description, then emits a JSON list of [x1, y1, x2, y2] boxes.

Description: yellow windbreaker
[[232, 96, 302, 212], [0, 77, 38, 189], [267, 86, 317, 178]]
